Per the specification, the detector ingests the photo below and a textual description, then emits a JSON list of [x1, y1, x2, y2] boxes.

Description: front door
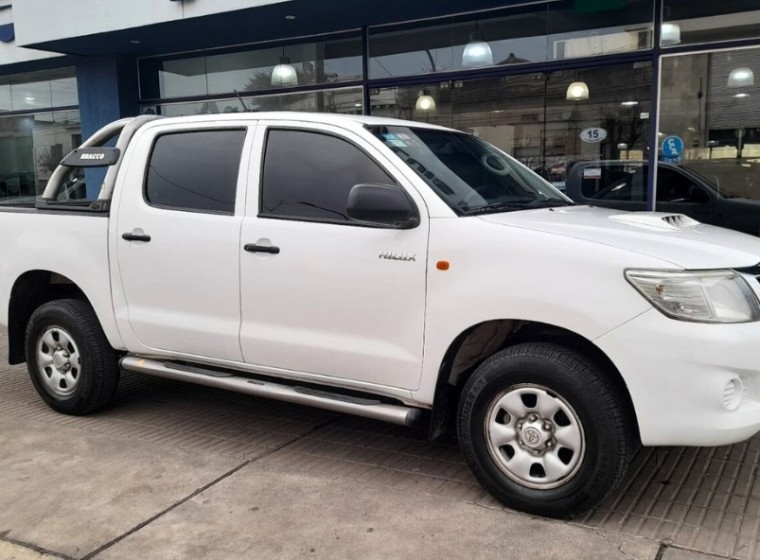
[[115, 124, 251, 361], [239, 123, 429, 390]]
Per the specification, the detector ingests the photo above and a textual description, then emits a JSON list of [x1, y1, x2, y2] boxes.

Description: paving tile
[[3, 330, 760, 558]]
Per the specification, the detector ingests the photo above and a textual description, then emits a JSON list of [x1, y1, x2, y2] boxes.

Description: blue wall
[[76, 56, 139, 198], [76, 55, 139, 138]]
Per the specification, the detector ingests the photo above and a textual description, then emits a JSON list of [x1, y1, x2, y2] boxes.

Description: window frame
[[258, 126, 415, 228], [142, 127, 248, 216]]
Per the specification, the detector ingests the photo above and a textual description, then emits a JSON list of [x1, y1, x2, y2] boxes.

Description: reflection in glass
[[548, 0, 654, 59], [0, 69, 78, 113], [369, 1, 654, 78], [371, 63, 651, 191], [153, 87, 364, 117], [0, 110, 82, 206], [660, 47, 760, 230], [369, 9, 548, 78], [662, 0, 760, 46], [143, 36, 362, 100]]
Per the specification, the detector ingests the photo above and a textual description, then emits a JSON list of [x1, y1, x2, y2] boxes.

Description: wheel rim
[[35, 326, 82, 398], [484, 383, 585, 490]]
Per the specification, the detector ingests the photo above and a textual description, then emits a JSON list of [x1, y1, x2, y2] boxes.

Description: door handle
[[122, 232, 152, 242], [244, 243, 280, 254]]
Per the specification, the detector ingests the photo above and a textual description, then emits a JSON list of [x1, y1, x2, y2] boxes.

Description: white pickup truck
[[2, 113, 760, 518]]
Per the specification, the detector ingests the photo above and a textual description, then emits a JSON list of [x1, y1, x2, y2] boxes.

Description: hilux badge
[[379, 251, 416, 262]]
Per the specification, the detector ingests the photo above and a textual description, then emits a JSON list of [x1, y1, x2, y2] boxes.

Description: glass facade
[[133, 0, 760, 234], [0, 68, 80, 207], [139, 35, 363, 100], [368, 0, 654, 78], [371, 63, 651, 188], [661, 1, 760, 47], [659, 46, 760, 235]]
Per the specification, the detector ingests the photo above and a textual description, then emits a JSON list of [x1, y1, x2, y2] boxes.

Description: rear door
[[239, 122, 429, 390], [114, 122, 252, 361]]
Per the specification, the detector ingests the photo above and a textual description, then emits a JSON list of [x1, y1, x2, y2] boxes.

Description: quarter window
[[145, 129, 246, 214], [260, 129, 395, 222]]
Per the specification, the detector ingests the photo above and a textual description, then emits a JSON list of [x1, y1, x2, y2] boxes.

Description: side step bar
[[120, 356, 423, 427]]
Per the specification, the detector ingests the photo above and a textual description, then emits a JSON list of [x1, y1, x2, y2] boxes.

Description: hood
[[478, 206, 760, 269]]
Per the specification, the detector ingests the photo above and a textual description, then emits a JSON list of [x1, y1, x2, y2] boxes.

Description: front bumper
[[596, 308, 760, 447]]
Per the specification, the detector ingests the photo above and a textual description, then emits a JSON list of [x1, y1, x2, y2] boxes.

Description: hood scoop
[[608, 212, 701, 232]]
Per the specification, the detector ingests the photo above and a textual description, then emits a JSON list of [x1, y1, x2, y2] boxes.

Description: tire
[[25, 299, 120, 415], [457, 342, 635, 519]]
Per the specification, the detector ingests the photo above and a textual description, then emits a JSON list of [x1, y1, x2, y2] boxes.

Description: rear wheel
[[25, 299, 120, 415], [457, 342, 635, 518]]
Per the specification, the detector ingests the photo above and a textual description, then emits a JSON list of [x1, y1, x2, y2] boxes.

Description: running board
[[120, 356, 422, 427]]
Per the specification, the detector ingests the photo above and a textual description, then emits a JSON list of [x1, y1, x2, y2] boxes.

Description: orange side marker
[[436, 260, 450, 271]]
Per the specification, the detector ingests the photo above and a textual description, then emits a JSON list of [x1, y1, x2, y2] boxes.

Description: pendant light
[[462, 22, 493, 68], [415, 90, 436, 112], [271, 47, 298, 87], [566, 81, 589, 101], [727, 67, 754, 88], [660, 23, 681, 46]]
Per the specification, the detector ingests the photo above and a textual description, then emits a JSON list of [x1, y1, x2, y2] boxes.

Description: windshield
[[368, 125, 572, 215]]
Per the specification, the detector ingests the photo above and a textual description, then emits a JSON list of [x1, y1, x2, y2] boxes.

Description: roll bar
[[40, 115, 161, 204]]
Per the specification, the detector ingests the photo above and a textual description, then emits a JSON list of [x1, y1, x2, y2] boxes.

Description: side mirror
[[346, 184, 419, 229]]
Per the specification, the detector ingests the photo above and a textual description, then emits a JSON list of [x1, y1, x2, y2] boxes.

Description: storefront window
[[139, 35, 363, 100], [147, 87, 364, 117], [371, 62, 651, 194], [0, 109, 81, 206], [368, 0, 653, 78], [659, 46, 760, 235], [662, 1, 760, 47], [548, 0, 654, 59], [0, 68, 77, 113]]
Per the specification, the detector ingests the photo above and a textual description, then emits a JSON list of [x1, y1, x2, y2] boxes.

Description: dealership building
[[0, 0, 758, 228]]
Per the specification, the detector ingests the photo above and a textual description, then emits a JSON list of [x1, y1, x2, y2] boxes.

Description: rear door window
[[145, 129, 246, 214]]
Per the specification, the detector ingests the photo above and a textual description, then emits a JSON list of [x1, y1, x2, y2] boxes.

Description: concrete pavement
[[0, 332, 756, 559]]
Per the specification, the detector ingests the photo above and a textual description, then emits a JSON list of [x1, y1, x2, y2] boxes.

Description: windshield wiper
[[462, 199, 574, 216]]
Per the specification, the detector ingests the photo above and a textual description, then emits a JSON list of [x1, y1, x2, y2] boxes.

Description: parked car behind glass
[[564, 160, 760, 236]]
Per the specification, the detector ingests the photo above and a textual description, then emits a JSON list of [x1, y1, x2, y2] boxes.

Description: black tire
[[25, 299, 120, 415], [457, 342, 635, 519]]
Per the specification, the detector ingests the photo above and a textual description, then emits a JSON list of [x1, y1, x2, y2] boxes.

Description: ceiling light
[[727, 67, 754, 88], [272, 53, 298, 87], [24, 96, 35, 102], [566, 81, 589, 101], [621, 100, 639, 106], [660, 23, 681, 46], [462, 31, 493, 68], [416, 90, 436, 112], [734, 93, 751, 99]]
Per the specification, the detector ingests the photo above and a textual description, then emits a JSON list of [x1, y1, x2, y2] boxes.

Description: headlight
[[625, 269, 760, 323]]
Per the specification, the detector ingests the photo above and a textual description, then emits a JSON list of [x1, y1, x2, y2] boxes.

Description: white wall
[[0, 6, 61, 66], [14, 0, 293, 47]]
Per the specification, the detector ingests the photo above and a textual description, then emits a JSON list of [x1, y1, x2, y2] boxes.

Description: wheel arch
[[7, 270, 92, 364], [428, 319, 640, 444]]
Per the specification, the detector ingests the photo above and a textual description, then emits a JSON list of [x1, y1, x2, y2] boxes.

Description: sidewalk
[[0, 333, 755, 559]]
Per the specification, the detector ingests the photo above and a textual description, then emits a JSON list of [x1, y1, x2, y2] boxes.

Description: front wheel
[[25, 299, 120, 415], [457, 343, 635, 518]]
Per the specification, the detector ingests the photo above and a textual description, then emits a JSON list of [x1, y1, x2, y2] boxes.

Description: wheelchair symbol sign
[[661, 135, 684, 158]]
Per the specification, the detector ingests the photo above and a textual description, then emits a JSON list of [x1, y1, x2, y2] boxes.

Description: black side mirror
[[346, 184, 419, 229]]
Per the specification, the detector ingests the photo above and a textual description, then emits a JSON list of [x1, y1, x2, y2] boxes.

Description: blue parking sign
[[661, 135, 684, 158]]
